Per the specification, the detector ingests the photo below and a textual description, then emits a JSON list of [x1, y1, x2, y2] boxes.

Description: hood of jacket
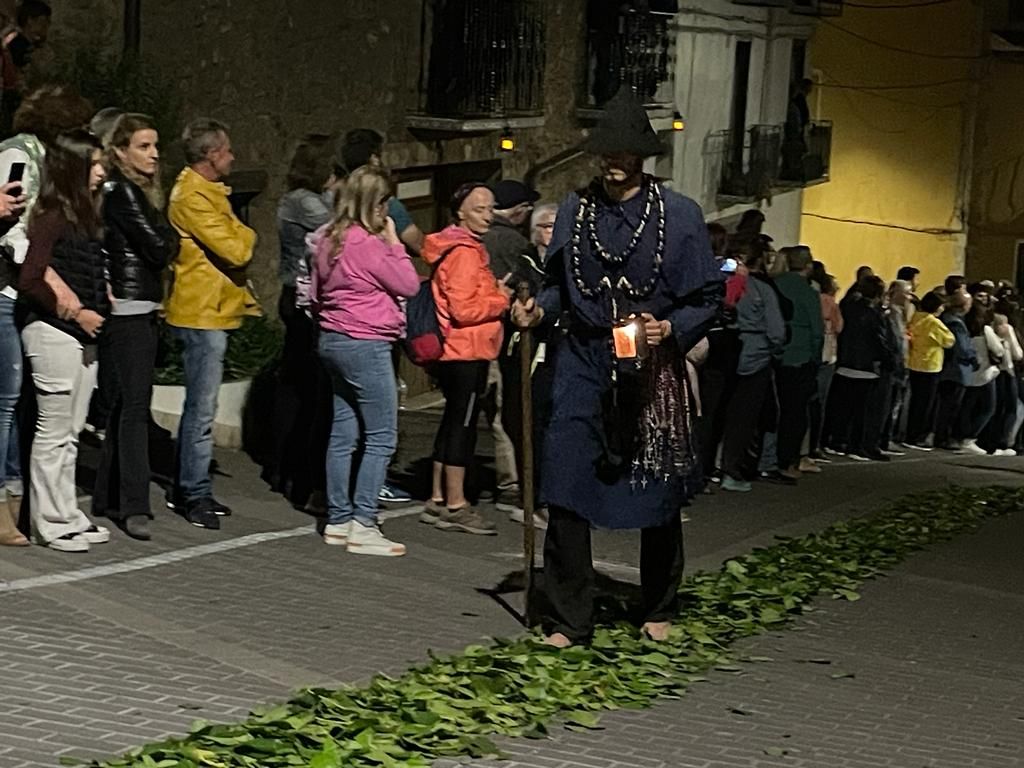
[[423, 224, 484, 266]]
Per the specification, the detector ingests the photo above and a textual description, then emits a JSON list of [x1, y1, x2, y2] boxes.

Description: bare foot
[[542, 632, 573, 648], [641, 621, 672, 642]]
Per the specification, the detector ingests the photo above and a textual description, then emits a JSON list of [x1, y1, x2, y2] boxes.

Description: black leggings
[[432, 360, 489, 467], [93, 314, 159, 519]]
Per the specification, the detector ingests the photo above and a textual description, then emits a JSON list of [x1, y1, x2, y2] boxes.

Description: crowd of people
[[697, 227, 1024, 495], [0, 48, 1020, 644]]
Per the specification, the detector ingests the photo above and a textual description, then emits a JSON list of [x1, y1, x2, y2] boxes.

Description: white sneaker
[[995, 448, 1018, 457], [323, 522, 351, 546], [960, 439, 987, 456], [346, 522, 406, 557], [879, 448, 906, 457], [902, 442, 933, 452], [80, 525, 110, 544], [509, 507, 549, 530], [47, 533, 90, 552]]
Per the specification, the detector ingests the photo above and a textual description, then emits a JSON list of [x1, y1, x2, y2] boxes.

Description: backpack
[[403, 252, 449, 366]]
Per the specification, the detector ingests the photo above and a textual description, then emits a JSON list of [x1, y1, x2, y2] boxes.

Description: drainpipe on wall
[[124, 0, 141, 55]]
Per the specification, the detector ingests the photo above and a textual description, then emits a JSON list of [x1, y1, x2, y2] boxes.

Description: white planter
[[150, 379, 253, 450]]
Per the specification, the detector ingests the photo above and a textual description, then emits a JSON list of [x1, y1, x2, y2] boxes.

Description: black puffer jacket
[[103, 168, 178, 303], [44, 227, 110, 344]]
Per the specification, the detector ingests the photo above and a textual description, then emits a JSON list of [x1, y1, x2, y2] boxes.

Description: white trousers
[[22, 322, 98, 543]]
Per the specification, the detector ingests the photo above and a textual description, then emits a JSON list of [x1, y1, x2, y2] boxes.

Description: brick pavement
[[469, 512, 1024, 768], [1, 416, 1023, 767]]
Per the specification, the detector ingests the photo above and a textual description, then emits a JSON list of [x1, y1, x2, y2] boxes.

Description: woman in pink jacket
[[311, 167, 420, 556]]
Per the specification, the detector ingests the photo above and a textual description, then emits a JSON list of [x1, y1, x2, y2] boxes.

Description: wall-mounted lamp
[[499, 126, 516, 152], [672, 111, 685, 132]]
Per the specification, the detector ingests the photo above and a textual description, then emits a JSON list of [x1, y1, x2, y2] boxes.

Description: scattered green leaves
[[85, 485, 1021, 768]]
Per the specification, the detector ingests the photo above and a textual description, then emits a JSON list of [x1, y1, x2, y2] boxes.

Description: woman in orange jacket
[[421, 183, 512, 535]]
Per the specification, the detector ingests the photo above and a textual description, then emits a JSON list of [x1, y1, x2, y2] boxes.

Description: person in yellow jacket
[[165, 118, 260, 529], [904, 291, 956, 450]]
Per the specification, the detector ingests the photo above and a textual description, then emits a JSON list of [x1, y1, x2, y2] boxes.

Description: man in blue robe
[[512, 88, 724, 646]]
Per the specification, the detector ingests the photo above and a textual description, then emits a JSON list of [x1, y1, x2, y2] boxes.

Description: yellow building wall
[[968, 58, 1024, 284], [802, 2, 982, 293]]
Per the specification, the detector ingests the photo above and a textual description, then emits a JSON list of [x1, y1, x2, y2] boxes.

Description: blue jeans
[[318, 332, 397, 526], [172, 327, 227, 503], [0, 295, 22, 492], [758, 432, 778, 473]]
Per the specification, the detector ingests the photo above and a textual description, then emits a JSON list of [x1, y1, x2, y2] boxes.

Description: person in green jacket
[[772, 246, 824, 481]]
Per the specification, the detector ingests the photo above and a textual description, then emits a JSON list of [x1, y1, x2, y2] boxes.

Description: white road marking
[[0, 506, 426, 594]]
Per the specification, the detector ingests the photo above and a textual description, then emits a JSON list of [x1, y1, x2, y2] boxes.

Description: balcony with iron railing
[[706, 125, 783, 204], [578, 5, 677, 128], [408, 0, 547, 132], [778, 120, 833, 186]]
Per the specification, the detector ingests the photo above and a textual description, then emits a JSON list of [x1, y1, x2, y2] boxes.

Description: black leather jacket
[[102, 168, 178, 303], [836, 298, 896, 375]]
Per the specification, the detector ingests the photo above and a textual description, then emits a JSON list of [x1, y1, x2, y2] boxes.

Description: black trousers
[[864, 370, 894, 453], [93, 314, 159, 520], [270, 289, 331, 502], [87, 326, 119, 430], [934, 380, 965, 447], [980, 372, 1019, 450], [432, 360, 489, 467], [906, 371, 940, 444], [543, 506, 684, 641], [499, 344, 555, 506], [697, 330, 740, 477], [826, 374, 878, 455], [955, 381, 997, 441], [776, 363, 816, 470], [721, 366, 773, 481]]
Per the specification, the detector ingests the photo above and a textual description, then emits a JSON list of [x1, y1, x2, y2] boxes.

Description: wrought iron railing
[[422, 0, 545, 118], [805, 121, 833, 181], [781, 120, 832, 184], [709, 125, 782, 201], [789, 0, 844, 16], [584, 7, 674, 108]]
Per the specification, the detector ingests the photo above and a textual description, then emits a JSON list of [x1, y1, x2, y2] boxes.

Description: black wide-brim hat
[[582, 85, 666, 158]]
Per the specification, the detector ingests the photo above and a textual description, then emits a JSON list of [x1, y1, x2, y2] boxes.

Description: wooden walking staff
[[516, 285, 537, 625]]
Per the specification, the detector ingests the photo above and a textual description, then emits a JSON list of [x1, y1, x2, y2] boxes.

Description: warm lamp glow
[[500, 127, 515, 152]]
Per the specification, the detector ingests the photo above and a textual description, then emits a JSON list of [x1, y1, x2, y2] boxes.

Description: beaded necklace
[[570, 176, 666, 301]]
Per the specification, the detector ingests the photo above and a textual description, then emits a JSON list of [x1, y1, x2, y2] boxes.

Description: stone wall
[[121, 0, 594, 311], [23, 0, 121, 81]]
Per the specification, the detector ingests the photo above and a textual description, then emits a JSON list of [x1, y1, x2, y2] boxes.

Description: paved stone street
[[1, 409, 1022, 768]]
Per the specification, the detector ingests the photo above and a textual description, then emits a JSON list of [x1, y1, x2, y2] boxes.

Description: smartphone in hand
[[6, 162, 25, 197]]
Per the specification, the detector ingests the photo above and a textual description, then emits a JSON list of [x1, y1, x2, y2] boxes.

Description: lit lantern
[[672, 111, 685, 132], [500, 127, 515, 152]]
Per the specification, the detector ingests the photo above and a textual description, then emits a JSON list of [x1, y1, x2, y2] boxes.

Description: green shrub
[[54, 49, 182, 149], [154, 316, 284, 386]]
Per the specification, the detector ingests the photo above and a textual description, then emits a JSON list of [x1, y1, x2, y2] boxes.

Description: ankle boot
[[0, 493, 29, 547]]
